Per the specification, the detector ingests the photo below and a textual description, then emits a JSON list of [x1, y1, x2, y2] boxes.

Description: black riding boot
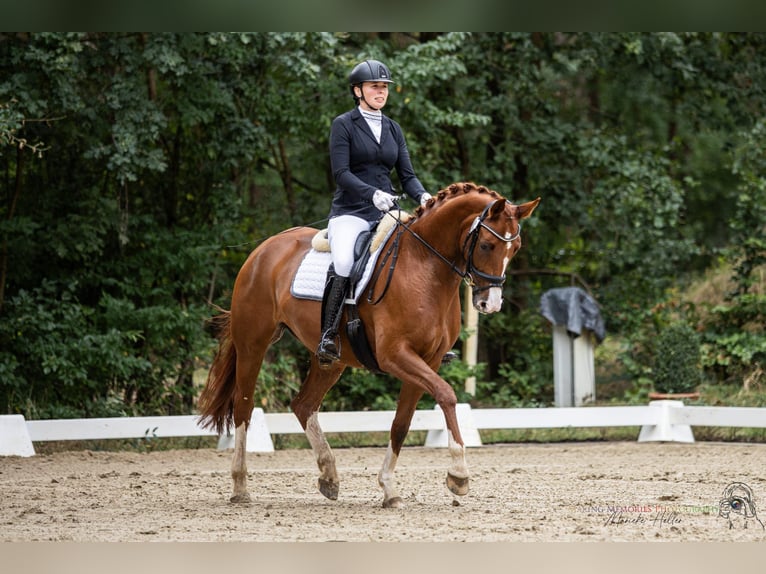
[[316, 271, 349, 367]]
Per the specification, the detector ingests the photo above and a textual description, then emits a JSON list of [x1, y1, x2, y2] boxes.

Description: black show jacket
[[329, 107, 427, 223]]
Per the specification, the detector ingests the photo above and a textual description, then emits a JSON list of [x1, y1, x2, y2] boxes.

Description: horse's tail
[[198, 309, 237, 435]]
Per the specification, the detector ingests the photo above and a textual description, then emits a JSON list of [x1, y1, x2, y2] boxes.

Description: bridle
[[461, 200, 522, 293], [369, 199, 521, 303]]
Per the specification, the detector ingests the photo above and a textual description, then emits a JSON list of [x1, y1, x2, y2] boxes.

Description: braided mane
[[414, 182, 503, 217]]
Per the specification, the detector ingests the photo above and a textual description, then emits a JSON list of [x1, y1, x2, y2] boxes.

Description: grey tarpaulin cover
[[540, 287, 605, 342]]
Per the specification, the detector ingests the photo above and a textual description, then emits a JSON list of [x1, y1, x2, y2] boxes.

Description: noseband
[[461, 200, 521, 293]]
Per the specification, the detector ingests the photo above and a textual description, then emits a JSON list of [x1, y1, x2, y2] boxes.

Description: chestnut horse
[[198, 182, 540, 508]]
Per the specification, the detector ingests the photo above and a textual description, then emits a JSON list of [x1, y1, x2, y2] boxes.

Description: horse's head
[[462, 194, 540, 314]]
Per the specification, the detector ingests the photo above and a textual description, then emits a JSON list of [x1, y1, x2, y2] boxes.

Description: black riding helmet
[[349, 59, 394, 100]]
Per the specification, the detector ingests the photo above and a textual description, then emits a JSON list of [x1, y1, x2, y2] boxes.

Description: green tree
[[3, 32, 766, 417]]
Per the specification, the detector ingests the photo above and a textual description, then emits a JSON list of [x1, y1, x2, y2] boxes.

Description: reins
[[365, 218, 406, 305], [366, 199, 521, 303]]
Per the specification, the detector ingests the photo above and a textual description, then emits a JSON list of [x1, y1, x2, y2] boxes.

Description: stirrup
[[317, 331, 340, 367], [441, 351, 458, 365]]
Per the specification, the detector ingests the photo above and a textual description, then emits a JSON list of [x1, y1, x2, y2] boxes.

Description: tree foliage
[[1, 32, 764, 417]]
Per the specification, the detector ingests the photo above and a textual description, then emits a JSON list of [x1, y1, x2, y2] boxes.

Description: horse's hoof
[[446, 473, 469, 496], [382, 496, 405, 509], [318, 478, 339, 500], [230, 492, 252, 504]]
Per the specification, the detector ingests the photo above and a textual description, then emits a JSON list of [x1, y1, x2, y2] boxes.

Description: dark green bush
[[652, 322, 702, 394]]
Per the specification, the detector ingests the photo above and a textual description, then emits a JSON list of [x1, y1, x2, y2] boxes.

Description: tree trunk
[[0, 144, 24, 314], [276, 138, 297, 221]]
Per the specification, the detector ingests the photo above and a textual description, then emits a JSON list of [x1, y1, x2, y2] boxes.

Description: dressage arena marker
[[637, 400, 694, 442], [215, 408, 274, 452], [424, 403, 482, 447], [3, 401, 766, 457], [0, 414, 35, 457]]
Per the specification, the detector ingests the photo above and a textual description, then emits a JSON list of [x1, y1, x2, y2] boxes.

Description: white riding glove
[[372, 189, 395, 212], [420, 192, 433, 207]]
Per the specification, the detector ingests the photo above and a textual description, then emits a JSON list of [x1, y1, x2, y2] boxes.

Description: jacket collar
[[351, 106, 387, 146]]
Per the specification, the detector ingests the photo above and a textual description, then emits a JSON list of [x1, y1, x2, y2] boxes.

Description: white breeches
[[328, 215, 372, 277]]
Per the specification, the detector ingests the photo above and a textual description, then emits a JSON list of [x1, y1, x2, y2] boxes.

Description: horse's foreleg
[[291, 359, 345, 500], [437, 401, 470, 497], [384, 356, 471, 501], [378, 442, 400, 507], [378, 383, 423, 508], [446, 430, 470, 497]]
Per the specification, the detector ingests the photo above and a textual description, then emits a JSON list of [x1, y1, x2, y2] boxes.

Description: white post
[[424, 404, 482, 447], [572, 331, 596, 406], [0, 415, 36, 457], [638, 401, 695, 443], [553, 326, 596, 407], [215, 408, 274, 452], [552, 325, 574, 407], [463, 286, 478, 396]]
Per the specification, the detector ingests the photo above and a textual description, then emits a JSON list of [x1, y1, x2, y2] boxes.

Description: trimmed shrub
[[652, 322, 702, 394]]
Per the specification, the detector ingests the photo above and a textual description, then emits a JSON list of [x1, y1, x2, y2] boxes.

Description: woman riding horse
[[318, 59, 432, 366], [198, 180, 540, 508]]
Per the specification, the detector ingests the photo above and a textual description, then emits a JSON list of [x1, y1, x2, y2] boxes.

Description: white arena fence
[[2, 400, 766, 457]]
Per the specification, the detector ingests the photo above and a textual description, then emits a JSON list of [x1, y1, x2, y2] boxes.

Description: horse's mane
[[414, 181, 504, 217]]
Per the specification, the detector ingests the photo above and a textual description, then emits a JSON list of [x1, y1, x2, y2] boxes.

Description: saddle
[[349, 228, 375, 286], [310, 211, 413, 373]]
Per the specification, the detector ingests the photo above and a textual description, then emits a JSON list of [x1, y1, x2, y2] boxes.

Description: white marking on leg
[[230, 422, 249, 500], [306, 413, 338, 484], [447, 431, 469, 480], [377, 441, 401, 504]]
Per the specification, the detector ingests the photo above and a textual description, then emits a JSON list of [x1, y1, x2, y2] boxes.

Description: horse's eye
[[480, 242, 492, 252]]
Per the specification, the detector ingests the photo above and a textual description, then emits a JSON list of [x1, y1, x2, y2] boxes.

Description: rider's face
[[357, 82, 389, 111]]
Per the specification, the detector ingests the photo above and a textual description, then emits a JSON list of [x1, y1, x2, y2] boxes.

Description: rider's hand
[[420, 192, 433, 207], [372, 190, 395, 212]]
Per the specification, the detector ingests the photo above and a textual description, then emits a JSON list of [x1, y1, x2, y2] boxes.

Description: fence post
[[638, 400, 695, 443], [552, 326, 596, 407], [215, 408, 275, 452], [424, 403, 482, 447], [0, 415, 36, 457], [463, 286, 479, 396]]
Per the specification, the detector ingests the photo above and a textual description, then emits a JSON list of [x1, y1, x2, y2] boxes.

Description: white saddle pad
[[291, 223, 399, 302]]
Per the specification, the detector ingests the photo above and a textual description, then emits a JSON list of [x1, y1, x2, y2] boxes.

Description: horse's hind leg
[[290, 356, 345, 500], [227, 350, 269, 503], [230, 420, 250, 503], [378, 382, 423, 508]]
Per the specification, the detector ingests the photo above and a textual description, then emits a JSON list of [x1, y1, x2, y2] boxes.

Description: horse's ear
[[489, 199, 507, 218], [514, 197, 541, 220]]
